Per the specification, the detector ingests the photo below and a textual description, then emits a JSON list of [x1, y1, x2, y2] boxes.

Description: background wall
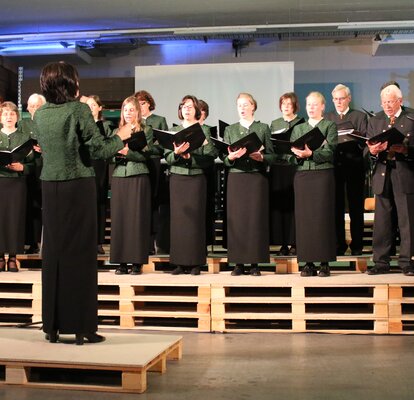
[[13, 37, 414, 123]]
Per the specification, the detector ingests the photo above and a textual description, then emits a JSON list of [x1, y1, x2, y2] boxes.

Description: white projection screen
[[135, 62, 294, 130]]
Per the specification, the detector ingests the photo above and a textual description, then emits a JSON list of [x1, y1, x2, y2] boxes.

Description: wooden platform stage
[[0, 328, 182, 394], [1, 269, 413, 335]]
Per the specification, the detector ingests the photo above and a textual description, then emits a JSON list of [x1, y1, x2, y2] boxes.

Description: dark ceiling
[[1, 0, 414, 59]]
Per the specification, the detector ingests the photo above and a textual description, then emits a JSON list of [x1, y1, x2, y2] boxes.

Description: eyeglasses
[[381, 99, 400, 107]]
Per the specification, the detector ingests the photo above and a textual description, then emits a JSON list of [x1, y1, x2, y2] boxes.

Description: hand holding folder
[[153, 122, 206, 154], [124, 130, 148, 151], [211, 132, 264, 156], [0, 139, 34, 166], [271, 126, 325, 154], [367, 127, 405, 149]]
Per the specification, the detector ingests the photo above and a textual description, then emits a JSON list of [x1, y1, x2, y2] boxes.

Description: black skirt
[[294, 169, 336, 262], [110, 175, 151, 264], [0, 177, 26, 254], [169, 173, 207, 266], [42, 178, 98, 335], [227, 172, 269, 264]]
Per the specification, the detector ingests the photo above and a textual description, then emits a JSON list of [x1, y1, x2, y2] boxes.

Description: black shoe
[[231, 265, 245, 276], [250, 267, 261, 276], [351, 249, 363, 256], [7, 258, 18, 272], [171, 266, 185, 275], [288, 246, 297, 256], [97, 245, 105, 255], [190, 266, 201, 275], [130, 264, 142, 275], [402, 267, 414, 276], [279, 245, 289, 256], [76, 332, 105, 345], [45, 330, 59, 343], [115, 264, 128, 275], [301, 263, 317, 277], [318, 263, 331, 277], [367, 265, 390, 275], [25, 246, 40, 254]]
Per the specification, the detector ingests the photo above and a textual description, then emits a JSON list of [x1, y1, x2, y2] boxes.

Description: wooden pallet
[[0, 330, 182, 394], [388, 284, 414, 334], [211, 282, 389, 334], [0, 278, 41, 325]]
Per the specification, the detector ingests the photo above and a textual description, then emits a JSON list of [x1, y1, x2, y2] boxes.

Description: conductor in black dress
[[34, 62, 133, 344], [366, 84, 414, 275], [325, 84, 368, 256]]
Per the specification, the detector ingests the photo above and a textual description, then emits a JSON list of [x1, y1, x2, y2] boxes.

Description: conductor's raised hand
[[117, 144, 129, 156], [228, 146, 247, 161], [116, 123, 135, 141]]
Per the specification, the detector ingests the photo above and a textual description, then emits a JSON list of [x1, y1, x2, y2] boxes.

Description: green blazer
[[19, 117, 43, 168], [270, 116, 303, 166], [289, 119, 337, 171], [164, 124, 217, 176], [33, 101, 124, 181], [111, 125, 154, 177], [0, 127, 34, 178], [144, 114, 168, 158], [223, 121, 275, 173]]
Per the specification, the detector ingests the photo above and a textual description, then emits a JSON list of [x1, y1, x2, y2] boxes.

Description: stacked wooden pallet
[[1, 271, 414, 335], [210, 279, 389, 334], [389, 284, 414, 334], [97, 280, 211, 332]]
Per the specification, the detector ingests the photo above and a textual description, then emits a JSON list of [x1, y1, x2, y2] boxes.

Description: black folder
[[153, 123, 206, 154], [209, 126, 218, 139], [338, 131, 367, 145], [337, 120, 354, 131], [219, 120, 229, 139], [271, 117, 305, 142], [367, 127, 405, 148], [0, 139, 34, 166], [125, 130, 147, 151], [361, 107, 376, 118], [211, 132, 264, 156], [272, 126, 326, 153]]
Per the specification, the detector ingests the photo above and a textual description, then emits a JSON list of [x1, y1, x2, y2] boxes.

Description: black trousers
[[335, 157, 365, 252], [373, 166, 414, 269]]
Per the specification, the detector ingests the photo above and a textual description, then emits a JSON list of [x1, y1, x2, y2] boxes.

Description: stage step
[[0, 330, 182, 394]]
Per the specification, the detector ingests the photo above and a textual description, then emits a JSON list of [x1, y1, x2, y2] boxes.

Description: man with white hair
[[325, 84, 368, 256], [367, 85, 414, 275], [20, 93, 46, 254]]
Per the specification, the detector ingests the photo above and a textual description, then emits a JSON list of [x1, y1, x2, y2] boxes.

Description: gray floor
[[1, 329, 414, 399]]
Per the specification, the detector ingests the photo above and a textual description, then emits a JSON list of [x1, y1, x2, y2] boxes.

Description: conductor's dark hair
[[40, 61, 79, 104], [178, 95, 202, 120]]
